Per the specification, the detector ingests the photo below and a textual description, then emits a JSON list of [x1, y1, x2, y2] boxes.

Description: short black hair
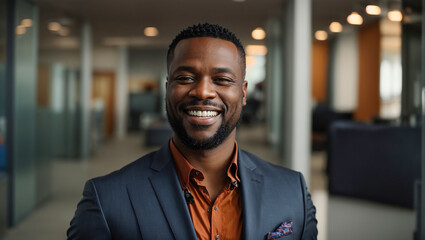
[[167, 23, 246, 77]]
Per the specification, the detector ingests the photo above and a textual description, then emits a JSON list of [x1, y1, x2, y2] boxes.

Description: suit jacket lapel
[[127, 145, 197, 240], [238, 150, 265, 240]]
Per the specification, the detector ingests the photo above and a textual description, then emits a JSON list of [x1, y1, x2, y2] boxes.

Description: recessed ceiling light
[[387, 10, 403, 22], [16, 25, 26, 35], [366, 5, 381, 15], [251, 27, 266, 40], [329, 22, 343, 33], [144, 27, 159, 37], [315, 30, 328, 41], [232, 0, 246, 2], [21, 19, 32, 27], [48, 22, 61, 31], [347, 12, 363, 25]]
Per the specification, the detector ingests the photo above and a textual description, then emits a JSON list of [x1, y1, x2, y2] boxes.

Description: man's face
[[166, 37, 247, 150]]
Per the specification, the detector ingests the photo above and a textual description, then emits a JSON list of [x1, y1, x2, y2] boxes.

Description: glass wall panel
[[10, 0, 38, 225], [0, 0, 8, 235]]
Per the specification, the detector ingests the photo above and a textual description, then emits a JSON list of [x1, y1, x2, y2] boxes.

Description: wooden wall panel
[[92, 72, 115, 138], [355, 20, 381, 121], [312, 41, 329, 103], [37, 64, 50, 107]]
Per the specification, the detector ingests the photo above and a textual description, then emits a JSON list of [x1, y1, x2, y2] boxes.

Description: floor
[[2, 124, 416, 240]]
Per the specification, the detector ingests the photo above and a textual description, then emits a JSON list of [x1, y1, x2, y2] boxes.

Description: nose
[[188, 77, 216, 100]]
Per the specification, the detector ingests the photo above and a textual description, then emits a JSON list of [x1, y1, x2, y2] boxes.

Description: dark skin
[[166, 37, 247, 201]]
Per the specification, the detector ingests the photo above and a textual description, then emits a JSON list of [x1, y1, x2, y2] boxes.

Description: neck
[[172, 130, 237, 174], [173, 131, 237, 202]]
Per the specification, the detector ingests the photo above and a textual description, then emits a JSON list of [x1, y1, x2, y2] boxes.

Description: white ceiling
[[33, 0, 406, 50]]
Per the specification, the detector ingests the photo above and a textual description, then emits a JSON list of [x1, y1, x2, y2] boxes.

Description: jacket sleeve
[[299, 173, 318, 240], [67, 180, 111, 240]]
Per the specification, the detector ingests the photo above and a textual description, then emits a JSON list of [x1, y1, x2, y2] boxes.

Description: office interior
[[0, 0, 423, 239]]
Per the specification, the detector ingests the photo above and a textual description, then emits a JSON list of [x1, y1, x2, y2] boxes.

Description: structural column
[[115, 46, 128, 139], [80, 22, 92, 158], [265, 19, 283, 152], [281, 0, 312, 184]]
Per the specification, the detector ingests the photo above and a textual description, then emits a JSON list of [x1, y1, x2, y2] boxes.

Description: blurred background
[[0, 0, 423, 239]]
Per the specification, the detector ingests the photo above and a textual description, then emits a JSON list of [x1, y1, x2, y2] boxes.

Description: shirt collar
[[169, 138, 240, 188]]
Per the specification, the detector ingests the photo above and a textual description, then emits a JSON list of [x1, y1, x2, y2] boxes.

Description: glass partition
[[9, 0, 39, 225], [0, 0, 7, 172]]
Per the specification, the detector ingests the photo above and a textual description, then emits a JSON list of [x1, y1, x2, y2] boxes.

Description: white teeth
[[187, 110, 218, 118]]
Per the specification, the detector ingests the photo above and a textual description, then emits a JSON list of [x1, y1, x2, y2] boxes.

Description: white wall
[[93, 47, 118, 71], [39, 46, 118, 71], [39, 49, 80, 69], [128, 48, 167, 80], [331, 28, 359, 112]]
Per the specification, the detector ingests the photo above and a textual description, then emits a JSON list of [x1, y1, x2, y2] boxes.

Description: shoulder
[[90, 150, 160, 187], [238, 149, 304, 183]]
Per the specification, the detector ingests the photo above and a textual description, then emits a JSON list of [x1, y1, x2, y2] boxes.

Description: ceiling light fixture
[[366, 5, 381, 15], [246, 45, 267, 55], [21, 18, 32, 27], [329, 22, 343, 33], [315, 30, 328, 41], [144, 27, 159, 37], [16, 25, 26, 35], [48, 22, 61, 32], [251, 27, 266, 40], [387, 10, 403, 22], [347, 12, 363, 25]]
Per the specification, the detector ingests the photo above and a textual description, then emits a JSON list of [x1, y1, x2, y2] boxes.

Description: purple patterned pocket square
[[266, 221, 293, 240]]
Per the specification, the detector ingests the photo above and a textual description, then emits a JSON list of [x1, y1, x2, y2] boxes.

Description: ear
[[242, 80, 248, 106]]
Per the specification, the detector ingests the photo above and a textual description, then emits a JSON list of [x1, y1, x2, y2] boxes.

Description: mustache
[[180, 99, 224, 111]]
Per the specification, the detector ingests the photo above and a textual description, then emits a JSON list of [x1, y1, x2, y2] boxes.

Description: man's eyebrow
[[173, 66, 196, 73], [212, 67, 236, 77]]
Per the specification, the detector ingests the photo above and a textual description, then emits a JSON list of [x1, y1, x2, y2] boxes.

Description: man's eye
[[214, 77, 234, 85], [175, 76, 195, 83]]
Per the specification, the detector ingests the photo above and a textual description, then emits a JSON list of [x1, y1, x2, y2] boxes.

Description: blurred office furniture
[[129, 91, 158, 131], [372, 116, 399, 125], [328, 121, 421, 208], [242, 82, 264, 124], [242, 98, 261, 124], [145, 121, 173, 147], [311, 104, 353, 151], [0, 140, 5, 169]]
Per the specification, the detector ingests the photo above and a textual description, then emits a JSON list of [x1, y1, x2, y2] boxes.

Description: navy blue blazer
[[68, 144, 317, 240]]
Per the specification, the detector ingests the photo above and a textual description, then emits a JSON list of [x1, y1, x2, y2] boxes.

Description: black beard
[[166, 100, 241, 150]]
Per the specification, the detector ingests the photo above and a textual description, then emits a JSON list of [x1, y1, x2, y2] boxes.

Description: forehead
[[170, 37, 241, 71]]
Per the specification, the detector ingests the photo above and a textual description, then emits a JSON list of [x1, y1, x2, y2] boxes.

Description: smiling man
[[68, 23, 317, 240]]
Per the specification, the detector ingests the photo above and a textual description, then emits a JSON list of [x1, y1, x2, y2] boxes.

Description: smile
[[187, 110, 219, 118]]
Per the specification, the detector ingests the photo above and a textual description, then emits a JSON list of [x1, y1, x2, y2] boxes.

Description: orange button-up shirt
[[170, 139, 243, 240]]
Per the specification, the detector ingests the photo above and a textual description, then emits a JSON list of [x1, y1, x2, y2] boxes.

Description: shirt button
[[208, 208, 212, 213], [214, 206, 218, 211], [203, 189, 208, 194], [216, 235, 220, 239], [195, 171, 200, 176]]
